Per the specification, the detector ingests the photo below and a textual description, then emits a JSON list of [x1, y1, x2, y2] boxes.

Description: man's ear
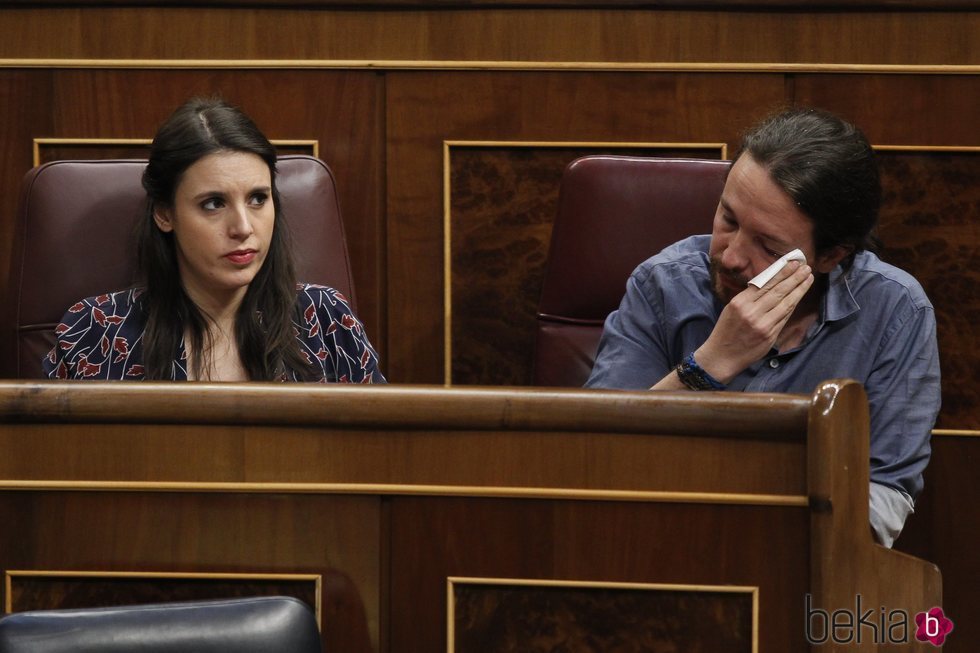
[[153, 206, 175, 233], [813, 244, 853, 274]]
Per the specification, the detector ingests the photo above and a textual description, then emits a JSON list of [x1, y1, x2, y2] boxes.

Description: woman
[[44, 97, 384, 383]]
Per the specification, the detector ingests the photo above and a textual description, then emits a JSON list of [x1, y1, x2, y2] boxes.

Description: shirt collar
[[822, 264, 861, 323]]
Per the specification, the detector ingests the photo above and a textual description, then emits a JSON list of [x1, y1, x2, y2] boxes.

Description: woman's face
[[153, 150, 275, 310]]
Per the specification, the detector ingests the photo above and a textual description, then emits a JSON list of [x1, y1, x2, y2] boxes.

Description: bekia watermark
[[806, 594, 953, 646], [915, 607, 954, 647]]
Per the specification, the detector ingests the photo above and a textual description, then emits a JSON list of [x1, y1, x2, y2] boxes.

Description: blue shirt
[[44, 283, 385, 384], [587, 235, 940, 500]]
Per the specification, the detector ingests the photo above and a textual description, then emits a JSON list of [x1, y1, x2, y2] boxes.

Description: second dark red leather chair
[[533, 155, 731, 387]]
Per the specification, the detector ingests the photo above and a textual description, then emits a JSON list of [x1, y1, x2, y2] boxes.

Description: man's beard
[[709, 256, 749, 304]]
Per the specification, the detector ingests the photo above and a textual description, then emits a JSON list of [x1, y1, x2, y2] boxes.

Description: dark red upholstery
[[4, 155, 354, 379], [533, 156, 732, 387]]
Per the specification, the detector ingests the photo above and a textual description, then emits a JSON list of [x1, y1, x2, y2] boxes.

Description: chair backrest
[[3, 155, 354, 379], [0, 596, 321, 653], [533, 156, 731, 387]]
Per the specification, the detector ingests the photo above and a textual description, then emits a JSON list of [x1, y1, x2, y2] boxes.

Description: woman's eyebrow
[[191, 189, 227, 201]]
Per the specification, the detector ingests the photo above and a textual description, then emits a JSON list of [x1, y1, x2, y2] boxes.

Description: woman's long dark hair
[[137, 97, 314, 381]]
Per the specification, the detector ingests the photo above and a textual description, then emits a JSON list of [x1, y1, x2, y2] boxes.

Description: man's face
[[708, 154, 820, 304]]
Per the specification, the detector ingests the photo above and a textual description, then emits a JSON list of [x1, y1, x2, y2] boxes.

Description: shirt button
[[768, 358, 780, 369]]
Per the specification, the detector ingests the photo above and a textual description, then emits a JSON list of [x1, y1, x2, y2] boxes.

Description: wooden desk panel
[[391, 497, 808, 652], [0, 423, 807, 498], [0, 381, 940, 652], [1, 491, 380, 653], [898, 434, 980, 653]]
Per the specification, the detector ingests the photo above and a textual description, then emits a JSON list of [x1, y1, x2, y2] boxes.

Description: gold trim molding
[[4, 569, 323, 628], [32, 138, 150, 167], [447, 576, 759, 653], [442, 139, 728, 385], [874, 145, 980, 153], [2, 59, 979, 75], [0, 480, 810, 507]]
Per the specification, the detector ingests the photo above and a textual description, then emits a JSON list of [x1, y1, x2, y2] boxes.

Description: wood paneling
[[792, 74, 980, 146], [391, 498, 806, 652], [0, 69, 52, 309], [898, 434, 980, 653], [3, 491, 379, 653], [452, 579, 754, 653], [1, 8, 977, 64], [5, 0, 977, 7]]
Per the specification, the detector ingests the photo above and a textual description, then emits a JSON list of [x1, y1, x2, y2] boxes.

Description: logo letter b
[[805, 594, 829, 644]]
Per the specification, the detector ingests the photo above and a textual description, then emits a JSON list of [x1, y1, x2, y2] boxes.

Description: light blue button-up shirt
[[587, 235, 941, 502]]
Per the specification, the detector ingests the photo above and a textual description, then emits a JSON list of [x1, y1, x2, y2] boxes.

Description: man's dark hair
[[734, 107, 881, 270]]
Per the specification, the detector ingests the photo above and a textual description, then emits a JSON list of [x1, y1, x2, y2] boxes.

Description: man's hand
[[695, 260, 813, 383]]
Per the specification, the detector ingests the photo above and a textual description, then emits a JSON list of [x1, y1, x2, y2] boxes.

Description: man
[[586, 108, 940, 547]]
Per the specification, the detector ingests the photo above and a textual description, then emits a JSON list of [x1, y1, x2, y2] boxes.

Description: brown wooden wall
[[0, 3, 978, 649]]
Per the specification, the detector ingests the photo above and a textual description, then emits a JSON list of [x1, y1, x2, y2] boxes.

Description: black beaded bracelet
[[675, 352, 727, 391]]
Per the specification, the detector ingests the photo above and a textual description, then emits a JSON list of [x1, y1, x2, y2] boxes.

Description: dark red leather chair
[[4, 155, 354, 379], [532, 156, 732, 387]]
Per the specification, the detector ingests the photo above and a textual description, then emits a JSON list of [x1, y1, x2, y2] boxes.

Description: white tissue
[[748, 248, 807, 288]]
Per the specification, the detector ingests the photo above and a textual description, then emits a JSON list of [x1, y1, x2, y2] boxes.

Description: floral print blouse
[[44, 284, 385, 383]]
